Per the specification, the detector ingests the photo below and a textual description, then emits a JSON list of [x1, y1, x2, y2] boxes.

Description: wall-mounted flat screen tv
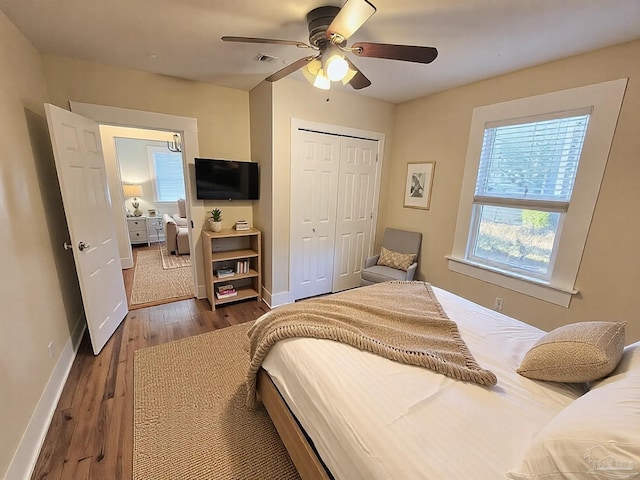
[[195, 158, 259, 200]]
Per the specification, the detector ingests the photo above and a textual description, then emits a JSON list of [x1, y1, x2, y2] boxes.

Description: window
[[147, 146, 185, 202], [449, 79, 626, 306], [469, 112, 589, 279]]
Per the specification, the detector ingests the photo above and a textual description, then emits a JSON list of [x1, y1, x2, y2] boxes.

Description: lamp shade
[[324, 45, 349, 81], [123, 184, 143, 198]]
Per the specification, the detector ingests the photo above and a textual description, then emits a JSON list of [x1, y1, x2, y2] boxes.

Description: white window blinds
[[153, 151, 185, 202], [475, 112, 590, 207]]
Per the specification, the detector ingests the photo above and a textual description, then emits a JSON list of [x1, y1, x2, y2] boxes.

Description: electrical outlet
[[494, 297, 504, 311], [48, 340, 56, 359]]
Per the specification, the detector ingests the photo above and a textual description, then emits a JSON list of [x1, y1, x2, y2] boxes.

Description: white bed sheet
[[261, 286, 586, 480]]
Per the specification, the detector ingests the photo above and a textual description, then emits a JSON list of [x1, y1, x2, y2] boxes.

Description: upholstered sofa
[[163, 213, 189, 255]]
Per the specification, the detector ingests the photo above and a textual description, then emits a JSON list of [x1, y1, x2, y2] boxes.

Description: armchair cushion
[[377, 246, 416, 271], [172, 213, 188, 228], [362, 264, 414, 284]]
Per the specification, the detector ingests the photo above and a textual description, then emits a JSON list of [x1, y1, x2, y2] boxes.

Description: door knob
[[63, 242, 73, 251], [78, 241, 91, 251]]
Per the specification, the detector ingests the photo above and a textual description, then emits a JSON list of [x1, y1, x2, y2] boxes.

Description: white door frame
[[289, 118, 385, 301], [70, 102, 201, 298]]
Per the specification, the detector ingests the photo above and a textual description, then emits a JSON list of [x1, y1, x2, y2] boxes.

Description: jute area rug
[[130, 250, 192, 306], [134, 322, 299, 480], [161, 246, 191, 270]]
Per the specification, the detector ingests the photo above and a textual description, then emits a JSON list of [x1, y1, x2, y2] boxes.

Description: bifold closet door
[[290, 130, 341, 300], [291, 128, 379, 301], [332, 137, 378, 292]]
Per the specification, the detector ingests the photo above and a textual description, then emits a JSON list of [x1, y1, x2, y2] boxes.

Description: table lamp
[[123, 184, 144, 216]]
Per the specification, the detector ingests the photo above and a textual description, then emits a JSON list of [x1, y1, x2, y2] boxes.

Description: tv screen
[[195, 158, 259, 200]]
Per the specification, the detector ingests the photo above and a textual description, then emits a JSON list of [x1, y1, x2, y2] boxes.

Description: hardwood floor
[[31, 253, 270, 479]]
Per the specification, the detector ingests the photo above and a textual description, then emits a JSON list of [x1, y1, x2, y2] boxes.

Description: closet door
[[332, 137, 378, 292], [290, 130, 340, 300]]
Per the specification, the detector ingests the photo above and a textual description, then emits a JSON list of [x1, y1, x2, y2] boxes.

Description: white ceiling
[[2, 0, 640, 104]]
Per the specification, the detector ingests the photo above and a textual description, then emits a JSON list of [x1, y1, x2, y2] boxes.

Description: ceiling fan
[[221, 0, 438, 91]]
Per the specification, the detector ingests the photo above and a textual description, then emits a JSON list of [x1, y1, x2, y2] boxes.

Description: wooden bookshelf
[[202, 228, 262, 310]]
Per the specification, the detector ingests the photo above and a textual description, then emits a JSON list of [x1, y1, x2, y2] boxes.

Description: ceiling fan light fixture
[[325, 54, 349, 81], [323, 44, 349, 82], [313, 69, 331, 90], [302, 58, 322, 84]]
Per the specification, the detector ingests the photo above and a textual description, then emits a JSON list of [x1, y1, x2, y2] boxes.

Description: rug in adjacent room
[[130, 250, 192, 305], [160, 246, 191, 270], [133, 322, 300, 480]]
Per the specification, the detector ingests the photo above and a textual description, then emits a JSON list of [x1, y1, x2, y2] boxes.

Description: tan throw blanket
[[246, 281, 497, 408]]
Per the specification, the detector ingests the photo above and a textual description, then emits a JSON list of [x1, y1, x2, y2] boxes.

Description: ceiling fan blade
[[265, 56, 316, 82], [221, 36, 311, 49], [327, 0, 376, 41], [344, 58, 371, 90], [352, 42, 438, 64]]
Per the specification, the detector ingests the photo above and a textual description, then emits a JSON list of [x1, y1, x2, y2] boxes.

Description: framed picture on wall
[[403, 162, 435, 210]]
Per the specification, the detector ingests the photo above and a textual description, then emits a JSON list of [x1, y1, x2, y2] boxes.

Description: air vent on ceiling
[[254, 53, 278, 63]]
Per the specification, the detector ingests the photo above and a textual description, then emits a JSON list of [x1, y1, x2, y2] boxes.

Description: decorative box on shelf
[[201, 228, 262, 310], [235, 220, 250, 231]]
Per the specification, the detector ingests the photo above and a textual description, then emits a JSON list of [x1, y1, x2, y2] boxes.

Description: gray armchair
[[361, 228, 422, 286]]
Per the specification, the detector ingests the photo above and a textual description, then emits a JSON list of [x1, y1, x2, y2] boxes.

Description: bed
[[251, 282, 640, 480]]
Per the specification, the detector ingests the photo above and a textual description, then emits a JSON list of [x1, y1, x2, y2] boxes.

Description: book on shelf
[[235, 259, 250, 274], [215, 268, 235, 278], [216, 284, 237, 299], [216, 290, 238, 299]]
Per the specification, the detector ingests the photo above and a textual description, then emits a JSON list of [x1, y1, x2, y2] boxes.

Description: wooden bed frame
[[256, 368, 332, 480]]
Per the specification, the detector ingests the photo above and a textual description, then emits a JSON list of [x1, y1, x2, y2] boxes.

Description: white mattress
[[261, 286, 586, 480]]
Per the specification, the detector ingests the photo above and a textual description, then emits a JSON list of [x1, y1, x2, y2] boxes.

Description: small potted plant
[[208, 208, 223, 232]]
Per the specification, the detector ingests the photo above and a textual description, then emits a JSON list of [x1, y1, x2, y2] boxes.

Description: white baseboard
[[4, 316, 86, 480], [121, 256, 134, 269], [261, 286, 292, 308]]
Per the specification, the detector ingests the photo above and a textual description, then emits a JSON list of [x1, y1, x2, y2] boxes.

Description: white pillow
[[507, 341, 640, 480], [591, 340, 640, 388]]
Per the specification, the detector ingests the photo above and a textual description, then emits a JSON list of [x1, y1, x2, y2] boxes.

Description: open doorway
[[110, 129, 192, 308]]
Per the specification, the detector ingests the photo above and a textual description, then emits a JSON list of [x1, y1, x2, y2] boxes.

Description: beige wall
[[42, 54, 254, 235], [0, 12, 84, 477], [269, 79, 395, 301], [249, 82, 274, 294], [385, 39, 640, 342]]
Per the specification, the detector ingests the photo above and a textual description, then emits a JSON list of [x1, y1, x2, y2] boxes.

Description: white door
[[290, 130, 340, 300], [332, 137, 378, 292], [45, 104, 128, 355]]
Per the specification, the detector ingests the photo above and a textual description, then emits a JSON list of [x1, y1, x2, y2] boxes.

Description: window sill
[[446, 256, 578, 307]]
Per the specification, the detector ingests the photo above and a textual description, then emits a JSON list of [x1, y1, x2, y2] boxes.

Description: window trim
[[449, 78, 627, 307]]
